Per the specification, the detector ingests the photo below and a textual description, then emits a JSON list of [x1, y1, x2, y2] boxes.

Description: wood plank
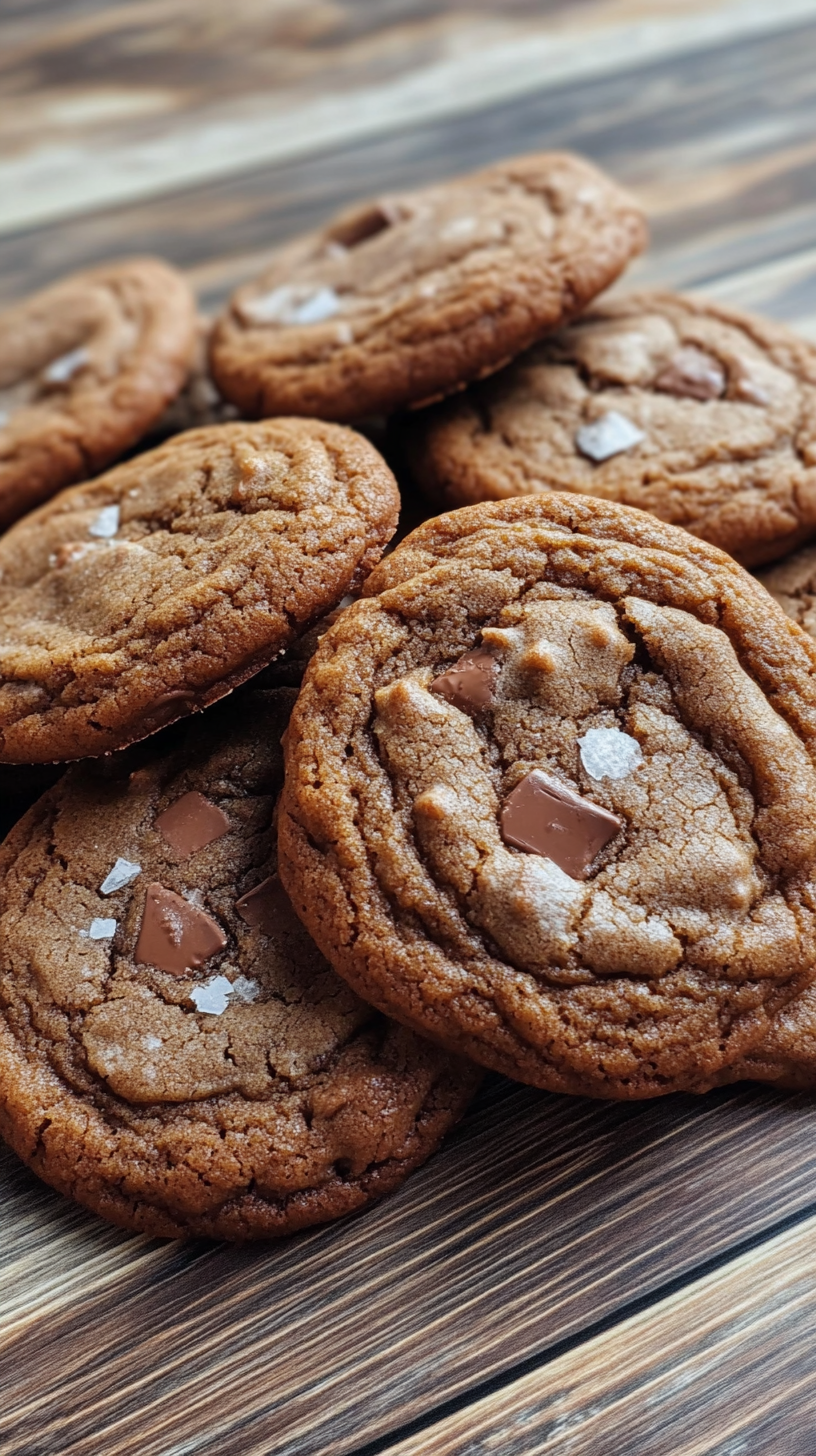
[[382, 1212, 816, 1456], [4, 0, 816, 234], [5, 13, 816, 316], [2, 1081, 816, 1455]]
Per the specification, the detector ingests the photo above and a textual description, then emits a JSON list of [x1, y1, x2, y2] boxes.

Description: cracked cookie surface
[[279, 496, 816, 1099], [755, 543, 816, 642], [0, 259, 197, 529], [407, 292, 816, 566], [0, 417, 399, 763], [0, 690, 479, 1239], [210, 152, 646, 422]]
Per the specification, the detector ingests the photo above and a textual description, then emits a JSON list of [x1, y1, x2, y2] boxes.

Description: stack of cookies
[[2, 150, 816, 1241]]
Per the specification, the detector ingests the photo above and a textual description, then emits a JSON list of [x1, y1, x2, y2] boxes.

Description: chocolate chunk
[[430, 647, 500, 712], [500, 769, 621, 879], [655, 346, 725, 401], [235, 874, 291, 937], [135, 883, 227, 975], [732, 361, 770, 406], [138, 691, 198, 733], [155, 791, 230, 858]]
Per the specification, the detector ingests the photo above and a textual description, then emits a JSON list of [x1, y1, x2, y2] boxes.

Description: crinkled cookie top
[[0, 690, 477, 1239], [0, 258, 197, 528], [0, 417, 399, 763], [210, 152, 646, 421], [280, 496, 816, 1098], [756, 543, 816, 641], [407, 292, 816, 567]]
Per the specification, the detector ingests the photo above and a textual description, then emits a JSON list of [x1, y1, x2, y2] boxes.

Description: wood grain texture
[[4, 0, 815, 233], [383, 1212, 816, 1456], [4, 12, 816, 320], [2, 1081, 816, 1455], [6, 6, 816, 1455]]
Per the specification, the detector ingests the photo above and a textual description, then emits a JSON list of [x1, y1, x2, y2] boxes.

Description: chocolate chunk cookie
[[407, 292, 816, 566], [210, 152, 646, 422], [0, 690, 479, 1239], [754, 544, 816, 641], [135, 317, 239, 452], [0, 259, 197, 528], [279, 496, 816, 1099], [710, 987, 816, 1092], [0, 418, 399, 763]]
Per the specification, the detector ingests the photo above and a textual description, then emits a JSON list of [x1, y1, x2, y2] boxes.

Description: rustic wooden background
[[4, 4, 816, 1453]]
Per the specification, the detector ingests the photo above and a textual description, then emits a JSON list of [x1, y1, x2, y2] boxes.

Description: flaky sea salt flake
[[229, 976, 260, 1005], [293, 286, 341, 324], [43, 346, 89, 385], [81, 917, 117, 940], [242, 284, 340, 327], [100, 857, 141, 895], [190, 975, 233, 1016], [88, 504, 120, 539], [576, 411, 645, 463], [578, 727, 643, 781]]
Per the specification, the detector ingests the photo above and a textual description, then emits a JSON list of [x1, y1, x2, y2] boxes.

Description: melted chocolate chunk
[[139, 691, 197, 732], [500, 769, 622, 879], [155, 791, 230, 858], [655, 346, 725, 401], [135, 883, 227, 975], [430, 647, 500, 713], [235, 874, 291, 937]]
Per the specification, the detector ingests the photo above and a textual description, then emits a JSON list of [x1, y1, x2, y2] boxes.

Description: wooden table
[[4, 5, 816, 1452]]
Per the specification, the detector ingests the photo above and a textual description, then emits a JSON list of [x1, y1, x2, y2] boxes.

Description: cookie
[[135, 317, 238, 451], [0, 417, 399, 763], [710, 988, 816, 1092], [279, 495, 816, 1100], [0, 259, 197, 529], [209, 152, 646, 422], [0, 689, 479, 1239], [406, 291, 816, 567], [754, 544, 816, 641]]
